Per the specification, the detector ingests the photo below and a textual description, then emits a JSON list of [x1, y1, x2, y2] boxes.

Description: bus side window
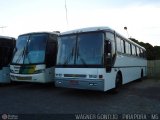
[[125, 42, 131, 55], [130, 44, 132, 55], [121, 39, 125, 53], [106, 32, 115, 55], [106, 32, 116, 62], [135, 46, 138, 56], [116, 37, 125, 54], [116, 37, 121, 53], [132, 45, 136, 56], [139, 49, 143, 58], [137, 47, 140, 57]]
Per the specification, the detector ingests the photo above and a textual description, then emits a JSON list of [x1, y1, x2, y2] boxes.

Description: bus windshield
[[12, 34, 47, 64], [57, 32, 104, 67]]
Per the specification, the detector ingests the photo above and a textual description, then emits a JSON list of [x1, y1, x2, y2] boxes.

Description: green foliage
[[129, 38, 160, 60], [154, 46, 160, 60]]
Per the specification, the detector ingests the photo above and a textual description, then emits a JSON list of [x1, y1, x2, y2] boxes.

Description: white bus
[[55, 27, 147, 91], [0, 36, 15, 83], [10, 32, 58, 83]]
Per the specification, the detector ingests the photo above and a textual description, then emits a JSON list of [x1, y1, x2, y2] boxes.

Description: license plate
[[69, 80, 79, 85], [16, 76, 32, 80]]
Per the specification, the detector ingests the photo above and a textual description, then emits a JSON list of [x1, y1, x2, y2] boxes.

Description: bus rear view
[[10, 32, 58, 83], [0, 36, 15, 83]]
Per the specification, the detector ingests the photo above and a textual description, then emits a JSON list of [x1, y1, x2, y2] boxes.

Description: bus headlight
[[10, 69, 14, 73], [55, 74, 62, 77]]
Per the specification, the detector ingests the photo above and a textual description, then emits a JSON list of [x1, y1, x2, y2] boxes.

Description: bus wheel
[[113, 73, 122, 93]]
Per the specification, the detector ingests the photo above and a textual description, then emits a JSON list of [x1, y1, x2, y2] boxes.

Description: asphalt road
[[0, 78, 160, 115]]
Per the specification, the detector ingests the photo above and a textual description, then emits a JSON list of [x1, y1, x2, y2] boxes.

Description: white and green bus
[[0, 36, 15, 83], [55, 27, 147, 91], [10, 32, 58, 83]]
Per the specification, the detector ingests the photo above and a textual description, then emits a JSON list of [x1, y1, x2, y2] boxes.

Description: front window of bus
[[26, 34, 47, 64], [57, 32, 104, 67], [12, 35, 28, 64], [12, 34, 47, 64], [76, 33, 103, 65], [57, 35, 76, 65]]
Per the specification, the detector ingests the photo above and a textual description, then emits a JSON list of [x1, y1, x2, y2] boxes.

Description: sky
[[0, 0, 160, 46]]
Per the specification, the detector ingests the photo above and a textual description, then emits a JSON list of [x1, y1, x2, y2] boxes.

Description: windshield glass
[[57, 35, 76, 65], [57, 32, 104, 67], [77, 33, 103, 65], [12, 33, 47, 64], [12, 35, 28, 64]]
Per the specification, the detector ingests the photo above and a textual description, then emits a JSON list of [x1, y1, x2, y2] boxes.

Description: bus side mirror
[[105, 41, 111, 53], [105, 40, 112, 72]]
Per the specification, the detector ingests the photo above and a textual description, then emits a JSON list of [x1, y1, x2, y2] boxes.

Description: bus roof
[[61, 26, 146, 50], [61, 26, 114, 35], [0, 35, 15, 40], [19, 31, 60, 36]]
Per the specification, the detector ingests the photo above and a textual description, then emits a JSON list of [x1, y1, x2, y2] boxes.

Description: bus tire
[[113, 72, 122, 93]]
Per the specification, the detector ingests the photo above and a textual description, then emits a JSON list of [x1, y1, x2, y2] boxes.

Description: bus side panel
[[114, 54, 147, 84], [0, 67, 10, 83], [118, 67, 142, 84], [44, 67, 55, 82], [98, 69, 117, 91]]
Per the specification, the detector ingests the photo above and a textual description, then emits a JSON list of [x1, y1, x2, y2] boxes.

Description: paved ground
[[0, 78, 160, 115]]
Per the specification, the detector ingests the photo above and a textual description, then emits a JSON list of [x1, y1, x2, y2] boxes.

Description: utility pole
[[124, 26, 130, 38], [65, 0, 69, 25], [0, 26, 7, 33]]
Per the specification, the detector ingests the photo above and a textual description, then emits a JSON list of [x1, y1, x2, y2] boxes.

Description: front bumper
[[10, 73, 46, 83], [55, 78, 104, 91]]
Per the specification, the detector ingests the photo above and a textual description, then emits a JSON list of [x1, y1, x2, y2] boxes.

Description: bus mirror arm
[[104, 40, 112, 55], [106, 41, 111, 53], [105, 40, 112, 72], [105, 56, 112, 72]]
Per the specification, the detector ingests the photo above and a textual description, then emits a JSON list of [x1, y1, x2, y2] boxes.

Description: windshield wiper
[[15, 45, 31, 64], [15, 47, 25, 64], [62, 48, 87, 66], [63, 53, 73, 66], [77, 52, 87, 66], [24, 45, 31, 64], [63, 48, 75, 66], [77, 47, 87, 66], [25, 52, 31, 64]]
